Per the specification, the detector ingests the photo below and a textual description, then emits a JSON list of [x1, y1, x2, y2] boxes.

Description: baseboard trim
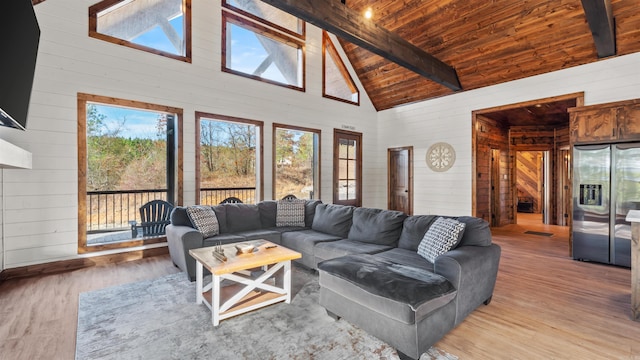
[[0, 246, 169, 281]]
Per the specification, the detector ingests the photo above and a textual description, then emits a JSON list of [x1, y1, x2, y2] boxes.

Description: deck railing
[[86, 189, 167, 233], [86, 187, 257, 233], [199, 187, 256, 206]]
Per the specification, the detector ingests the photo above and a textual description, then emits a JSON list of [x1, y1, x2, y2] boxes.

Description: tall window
[[196, 112, 263, 205], [77, 94, 183, 253], [273, 124, 320, 200], [334, 129, 362, 207], [89, 0, 192, 62], [323, 31, 359, 105], [222, 0, 305, 90]]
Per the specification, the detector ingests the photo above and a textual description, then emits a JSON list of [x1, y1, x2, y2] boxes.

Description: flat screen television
[[0, 0, 41, 131]]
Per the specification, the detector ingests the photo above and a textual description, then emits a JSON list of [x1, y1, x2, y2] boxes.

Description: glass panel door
[[333, 129, 362, 206]]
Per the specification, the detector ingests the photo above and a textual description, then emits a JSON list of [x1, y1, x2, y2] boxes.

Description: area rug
[[76, 268, 458, 360], [524, 230, 554, 237]]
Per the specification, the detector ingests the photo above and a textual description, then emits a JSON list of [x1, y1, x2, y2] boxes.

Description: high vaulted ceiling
[[336, 0, 640, 111]]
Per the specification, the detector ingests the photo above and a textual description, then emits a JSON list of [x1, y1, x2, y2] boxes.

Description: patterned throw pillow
[[186, 206, 219, 238], [276, 199, 306, 227], [417, 217, 466, 262]]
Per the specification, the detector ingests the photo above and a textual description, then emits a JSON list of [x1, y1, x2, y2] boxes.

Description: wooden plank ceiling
[[337, 0, 640, 111]]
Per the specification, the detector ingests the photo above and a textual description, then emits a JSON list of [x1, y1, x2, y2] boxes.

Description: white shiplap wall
[[377, 52, 640, 216], [0, 0, 377, 269]]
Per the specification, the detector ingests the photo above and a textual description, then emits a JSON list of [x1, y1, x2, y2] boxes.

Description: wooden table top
[[189, 240, 301, 275]]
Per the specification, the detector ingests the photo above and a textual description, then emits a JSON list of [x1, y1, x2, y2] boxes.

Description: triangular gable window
[[89, 0, 191, 62], [323, 31, 359, 106]]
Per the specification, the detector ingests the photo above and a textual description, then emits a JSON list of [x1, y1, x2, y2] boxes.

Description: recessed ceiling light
[[364, 8, 373, 19]]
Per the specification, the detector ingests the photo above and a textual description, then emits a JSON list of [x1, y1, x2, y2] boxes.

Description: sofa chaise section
[[317, 214, 501, 360]]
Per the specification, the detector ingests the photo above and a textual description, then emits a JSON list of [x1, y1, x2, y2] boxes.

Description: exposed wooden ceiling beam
[[581, 0, 616, 58], [260, 0, 462, 92]]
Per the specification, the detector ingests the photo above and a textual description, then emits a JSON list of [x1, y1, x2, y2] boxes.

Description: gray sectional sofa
[[166, 201, 501, 360], [166, 200, 321, 281]]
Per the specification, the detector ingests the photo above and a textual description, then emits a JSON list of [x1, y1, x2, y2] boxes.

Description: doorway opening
[[472, 92, 583, 229]]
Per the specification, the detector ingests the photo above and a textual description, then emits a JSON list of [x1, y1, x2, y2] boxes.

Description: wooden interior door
[[388, 146, 413, 214], [333, 129, 362, 207]]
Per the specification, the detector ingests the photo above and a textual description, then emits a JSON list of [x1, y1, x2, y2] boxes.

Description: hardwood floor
[[0, 216, 638, 359], [0, 256, 180, 359], [439, 213, 640, 359]]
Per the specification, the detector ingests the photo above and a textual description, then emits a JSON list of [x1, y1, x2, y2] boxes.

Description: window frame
[[195, 111, 265, 205], [272, 123, 321, 200], [88, 0, 192, 63], [221, 5, 306, 92], [322, 31, 360, 106], [221, 0, 305, 40], [77, 93, 183, 254]]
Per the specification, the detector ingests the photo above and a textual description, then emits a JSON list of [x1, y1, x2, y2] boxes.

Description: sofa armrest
[[166, 224, 204, 281], [434, 244, 501, 325]]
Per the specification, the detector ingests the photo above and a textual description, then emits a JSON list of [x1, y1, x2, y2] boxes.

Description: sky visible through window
[[132, 16, 184, 55], [131, 13, 288, 83], [91, 104, 165, 140], [229, 24, 288, 84]]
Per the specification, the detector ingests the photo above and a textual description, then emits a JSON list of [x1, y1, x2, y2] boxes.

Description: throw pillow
[[186, 206, 219, 238], [417, 217, 466, 262], [276, 199, 306, 227]]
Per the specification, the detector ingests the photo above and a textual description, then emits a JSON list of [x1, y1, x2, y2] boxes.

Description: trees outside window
[[273, 124, 320, 200], [197, 112, 263, 204], [77, 94, 182, 253]]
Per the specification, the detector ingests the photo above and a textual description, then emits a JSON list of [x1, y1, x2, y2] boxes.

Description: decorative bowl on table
[[235, 243, 256, 254]]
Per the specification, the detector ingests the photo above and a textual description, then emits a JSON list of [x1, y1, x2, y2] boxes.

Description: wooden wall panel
[[475, 115, 510, 224]]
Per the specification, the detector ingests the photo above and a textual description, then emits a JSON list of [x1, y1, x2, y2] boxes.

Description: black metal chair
[[281, 194, 297, 200], [131, 199, 174, 238], [220, 196, 243, 204]]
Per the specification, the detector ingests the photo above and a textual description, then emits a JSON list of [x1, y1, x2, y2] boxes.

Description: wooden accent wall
[[476, 115, 511, 225], [516, 151, 542, 213], [510, 125, 570, 225]]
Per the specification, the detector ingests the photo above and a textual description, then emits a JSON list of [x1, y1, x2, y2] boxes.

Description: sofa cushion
[[276, 199, 306, 227], [211, 205, 229, 234], [281, 229, 342, 257], [311, 204, 354, 238], [318, 254, 457, 324], [186, 206, 220, 238], [455, 216, 492, 247], [258, 201, 278, 228], [225, 203, 262, 232], [374, 248, 434, 272], [417, 217, 466, 262], [170, 207, 192, 227], [314, 239, 392, 263], [203, 233, 246, 247], [348, 208, 406, 245], [398, 215, 439, 251], [233, 229, 281, 244], [304, 200, 322, 227]]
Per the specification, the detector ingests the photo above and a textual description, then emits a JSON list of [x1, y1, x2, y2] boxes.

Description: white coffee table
[[189, 240, 301, 326]]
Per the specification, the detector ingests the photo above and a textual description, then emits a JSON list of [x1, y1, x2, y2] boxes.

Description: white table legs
[[194, 260, 293, 326]]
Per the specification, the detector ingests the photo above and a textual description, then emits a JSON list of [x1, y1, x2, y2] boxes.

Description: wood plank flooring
[[1, 215, 638, 359]]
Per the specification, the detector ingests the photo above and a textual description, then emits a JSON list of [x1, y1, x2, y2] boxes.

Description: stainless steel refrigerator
[[572, 143, 640, 267]]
